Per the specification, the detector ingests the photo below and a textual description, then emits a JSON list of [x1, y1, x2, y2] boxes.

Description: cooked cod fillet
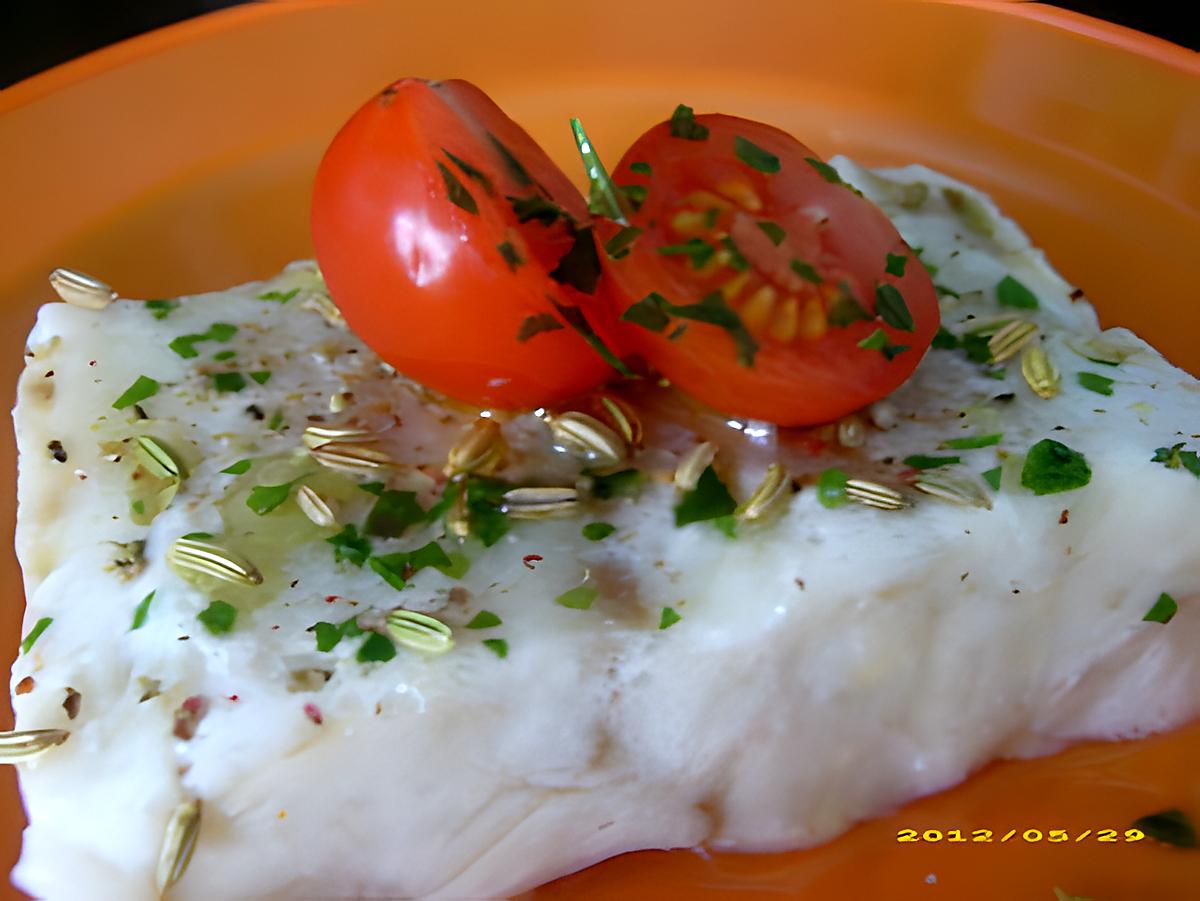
[[9, 162, 1200, 899]]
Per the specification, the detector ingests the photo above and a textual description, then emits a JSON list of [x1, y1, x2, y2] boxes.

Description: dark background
[[0, 0, 1195, 90]]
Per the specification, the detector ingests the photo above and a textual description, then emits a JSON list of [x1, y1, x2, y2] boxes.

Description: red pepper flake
[[88, 360, 97, 367], [271, 625, 280, 631], [1059, 509, 1070, 525], [173, 695, 210, 740], [63, 687, 81, 720], [227, 694, 240, 702], [303, 703, 323, 725], [324, 595, 340, 604], [15, 676, 35, 695], [522, 554, 543, 570]]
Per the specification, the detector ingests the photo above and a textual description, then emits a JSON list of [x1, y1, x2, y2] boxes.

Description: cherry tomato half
[[312, 78, 617, 409], [595, 109, 940, 426]]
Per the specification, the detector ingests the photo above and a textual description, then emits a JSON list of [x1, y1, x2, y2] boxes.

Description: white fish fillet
[[8, 162, 1200, 899]]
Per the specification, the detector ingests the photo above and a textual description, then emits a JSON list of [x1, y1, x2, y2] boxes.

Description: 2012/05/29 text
[[896, 828, 1146, 844]]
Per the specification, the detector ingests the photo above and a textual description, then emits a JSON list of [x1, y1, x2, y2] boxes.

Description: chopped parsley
[[508, 194, 566, 226], [365, 489, 426, 538], [437, 161, 478, 214], [996, 274, 1039, 310], [112, 375, 160, 410], [804, 157, 845, 185], [257, 288, 299, 303], [497, 240, 523, 271], [1020, 439, 1091, 495], [931, 326, 959, 349], [548, 228, 603, 294], [197, 600, 237, 635], [169, 322, 237, 359], [756, 221, 786, 246], [212, 372, 247, 393], [621, 295, 671, 333], [857, 328, 910, 360], [1131, 809, 1195, 848], [487, 132, 532, 186], [213, 350, 236, 361], [658, 237, 717, 269], [621, 291, 758, 367], [249, 371, 271, 385], [482, 638, 509, 658], [790, 258, 823, 284], [359, 482, 386, 496], [181, 531, 214, 540], [465, 610, 502, 629], [582, 522, 616, 541], [734, 136, 780, 173], [428, 476, 512, 547], [130, 591, 155, 631], [1152, 443, 1200, 478], [245, 480, 295, 515], [935, 284, 961, 299], [827, 292, 872, 327], [312, 621, 344, 652], [267, 409, 286, 431], [555, 585, 598, 610], [516, 312, 564, 343], [981, 467, 1003, 490], [940, 433, 1002, 450], [369, 541, 454, 592], [884, 252, 908, 276], [619, 184, 647, 212], [668, 104, 709, 140], [443, 149, 494, 195], [549, 298, 634, 376], [817, 468, 850, 508], [674, 465, 737, 528], [590, 468, 644, 499], [903, 454, 961, 470], [356, 632, 396, 663], [603, 226, 643, 260], [1143, 592, 1178, 624], [1076, 372, 1114, 396], [20, 617, 52, 654], [145, 299, 178, 319], [630, 161, 653, 175], [659, 607, 682, 630], [327, 524, 372, 567], [720, 235, 750, 271], [874, 284, 914, 332]]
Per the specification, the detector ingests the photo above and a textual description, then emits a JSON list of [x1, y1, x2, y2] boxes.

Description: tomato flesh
[[312, 78, 615, 409], [597, 112, 940, 426]]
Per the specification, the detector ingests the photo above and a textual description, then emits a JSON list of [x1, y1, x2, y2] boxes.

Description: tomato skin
[[597, 113, 940, 426], [311, 78, 615, 409]]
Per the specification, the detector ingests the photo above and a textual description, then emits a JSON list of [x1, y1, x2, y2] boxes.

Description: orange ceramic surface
[[1, 2, 1197, 898]]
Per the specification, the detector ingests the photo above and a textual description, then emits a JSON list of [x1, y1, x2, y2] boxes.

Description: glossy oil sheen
[[0, 1, 1197, 898]]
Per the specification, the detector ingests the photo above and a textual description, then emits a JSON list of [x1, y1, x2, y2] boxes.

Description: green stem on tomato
[[569, 118, 630, 225]]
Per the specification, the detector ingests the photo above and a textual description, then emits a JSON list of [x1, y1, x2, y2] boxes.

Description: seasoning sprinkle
[[674, 441, 718, 491], [0, 728, 70, 763], [444, 417, 506, 477], [913, 469, 993, 510], [135, 436, 184, 480], [987, 319, 1039, 364], [167, 537, 263, 586], [385, 610, 455, 655], [845, 479, 909, 510], [737, 463, 790, 521], [155, 799, 201, 896], [296, 485, 338, 528], [596, 395, 642, 447], [502, 486, 579, 518], [49, 267, 116, 310], [547, 411, 627, 467], [309, 441, 394, 474], [1020, 344, 1061, 399]]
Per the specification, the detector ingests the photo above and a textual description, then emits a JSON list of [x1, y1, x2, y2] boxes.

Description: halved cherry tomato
[[594, 108, 940, 426], [312, 78, 618, 409]]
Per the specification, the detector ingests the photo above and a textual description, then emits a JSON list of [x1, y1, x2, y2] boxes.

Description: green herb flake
[[720, 235, 751, 271], [465, 610, 502, 630], [312, 621, 343, 652], [789, 258, 823, 284], [181, 531, 214, 540], [367, 555, 408, 591], [1020, 438, 1092, 495], [1143, 592, 1178, 625], [1131, 809, 1196, 848], [756, 221, 786, 246], [1076, 372, 1114, 396], [903, 454, 962, 470], [805, 157, 845, 185], [981, 467, 1003, 490], [497, 241, 523, 271], [212, 372, 247, 393], [197, 600, 237, 635], [857, 329, 909, 360], [549, 297, 634, 376], [246, 481, 294, 516], [221, 459, 252, 475], [582, 522, 616, 541], [20, 617, 53, 654], [668, 324, 688, 341], [516, 312, 564, 343], [827, 291, 873, 327], [356, 632, 396, 664], [327, 524, 372, 567], [556, 585, 598, 610], [659, 607, 682, 630], [630, 161, 653, 175], [674, 465, 737, 527], [359, 482, 386, 496], [442, 149, 494, 195], [940, 433, 1002, 450], [249, 371, 271, 385], [885, 252, 908, 276], [212, 350, 236, 362], [169, 322, 238, 358], [935, 284, 961, 299], [267, 409, 285, 431], [507, 194, 565, 226], [112, 375, 160, 410], [437, 161, 478, 214], [817, 468, 850, 508], [1152, 443, 1200, 479], [932, 326, 960, 350], [131, 499, 145, 516], [628, 291, 757, 367], [996, 274, 1040, 310], [734, 136, 780, 173], [365, 489, 426, 538], [145, 299, 179, 319], [669, 104, 709, 140], [622, 294, 672, 333], [257, 288, 299, 303], [482, 638, 509, 658], [130, 591, 155, 631], [658, 237, 717, 270], [619, 184, 648, 212], [548, 227, 603, 294], [875, 284, 914, 332], [603, 226, 643, 260], [487, 132, 532, 187], [590, 468, 644, 499]]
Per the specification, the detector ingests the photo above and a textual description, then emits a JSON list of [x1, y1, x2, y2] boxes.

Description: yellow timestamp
[[897, 828, 1146, 844]]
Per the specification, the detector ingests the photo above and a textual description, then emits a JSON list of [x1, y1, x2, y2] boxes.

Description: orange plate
[[1, 1, 1197, 898]]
